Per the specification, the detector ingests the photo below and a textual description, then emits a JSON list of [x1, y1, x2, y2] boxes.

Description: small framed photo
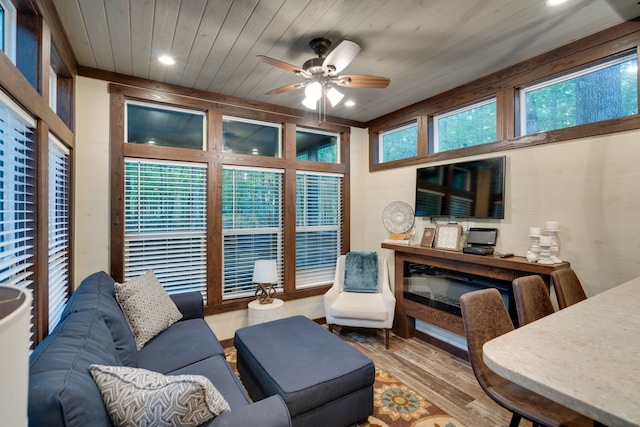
[[435, 224, 462, 251], [420, 227, 436, 247]]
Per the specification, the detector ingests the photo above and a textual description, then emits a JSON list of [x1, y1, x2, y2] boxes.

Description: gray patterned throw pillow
[[115, 269, 183, 350], [89, 364, 230, 427]]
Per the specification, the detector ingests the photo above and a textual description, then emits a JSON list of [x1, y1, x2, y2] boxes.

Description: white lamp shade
[[304, 81, 322, 100], [0, 285, 32, 427], [326, 86, 344, 107], [302, 96, 317, 110], [253, 260, 278, 283]]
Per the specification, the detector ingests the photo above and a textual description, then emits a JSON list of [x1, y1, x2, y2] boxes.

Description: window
[[434, 99, 497, 153], [124, 159, 208, 301], [521, 52, 638, 135], [295, 172, 343, 288], [0, 90, 35, 341], [296, 128, 339, 163], [379, 122, 417, 162], [222, 116, 281, 157], [222, 166, 283, 299], [0, 0, 16, 64], [48, 135, 70, 333], [126, 101, 206, 149]]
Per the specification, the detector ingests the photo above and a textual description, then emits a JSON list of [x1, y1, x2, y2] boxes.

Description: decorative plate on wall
[[382, 201, 415, 234]]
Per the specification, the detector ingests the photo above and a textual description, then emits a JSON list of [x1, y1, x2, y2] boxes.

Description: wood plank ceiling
[[52, 0, 639, 123]]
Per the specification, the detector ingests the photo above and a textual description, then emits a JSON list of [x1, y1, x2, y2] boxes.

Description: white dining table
[[483, 276, 640, 427]]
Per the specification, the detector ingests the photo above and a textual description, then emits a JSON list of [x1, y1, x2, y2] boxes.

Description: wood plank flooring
[[331, 327, 534, 427]]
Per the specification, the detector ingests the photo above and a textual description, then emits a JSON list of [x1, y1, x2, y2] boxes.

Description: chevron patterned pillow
[[89, 364, 230, 427], [115, 269, 183, 350]]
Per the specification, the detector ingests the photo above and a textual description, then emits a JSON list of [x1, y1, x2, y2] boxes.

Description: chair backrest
[[512, 275, 555, 326], [460, 288, 514, 392], [551, 268, 587, 309]]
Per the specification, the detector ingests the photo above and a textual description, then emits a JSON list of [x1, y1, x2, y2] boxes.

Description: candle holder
[[537, 236, 554, 265], [526, 234, 541, 262]]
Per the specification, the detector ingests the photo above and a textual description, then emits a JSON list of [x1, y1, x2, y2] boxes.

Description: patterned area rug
[[225, 349, 463, 427]]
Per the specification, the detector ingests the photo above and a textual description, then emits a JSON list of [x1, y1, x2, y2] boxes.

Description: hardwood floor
[[331, 326, 534, 427]]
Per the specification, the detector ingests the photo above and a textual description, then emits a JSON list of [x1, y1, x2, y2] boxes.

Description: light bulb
[[304, 81, 322, 101], [326, 86, 344, 107]]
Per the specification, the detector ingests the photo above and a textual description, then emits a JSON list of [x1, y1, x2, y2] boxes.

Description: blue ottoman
[[234, 315, 374, 427]]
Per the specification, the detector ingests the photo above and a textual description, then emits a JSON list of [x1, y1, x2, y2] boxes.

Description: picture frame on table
[[435, 224, 462, 251], [420, 226, 436, 247]]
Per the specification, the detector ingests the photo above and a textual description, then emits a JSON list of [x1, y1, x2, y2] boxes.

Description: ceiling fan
[[257, 37, 390, 111]]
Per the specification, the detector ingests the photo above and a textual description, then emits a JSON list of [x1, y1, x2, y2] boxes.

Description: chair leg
[[509, 413, 521, 427], [384, 329, 390, 349]]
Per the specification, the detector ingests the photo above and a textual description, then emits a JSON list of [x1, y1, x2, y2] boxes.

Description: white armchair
[[323, 253, 396, 349]]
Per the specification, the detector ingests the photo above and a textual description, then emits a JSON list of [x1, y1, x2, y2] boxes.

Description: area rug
[[225, 348, 463, 427]]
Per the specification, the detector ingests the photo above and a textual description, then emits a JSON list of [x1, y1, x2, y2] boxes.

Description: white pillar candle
[[546, 221, 559, 231], [529, 227, 541, 236], [539, 235, 552, 246]]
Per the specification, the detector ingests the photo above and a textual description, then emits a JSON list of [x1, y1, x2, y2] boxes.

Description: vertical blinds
[[48, 135, 70, 333], [295, 172, 343, 288], [222, 166, 283, 299], [0, 91, 36, 342], [124, 159, 208, 301]]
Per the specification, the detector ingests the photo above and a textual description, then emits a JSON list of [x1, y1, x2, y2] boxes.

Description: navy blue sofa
[[28, 271, 291, 427]]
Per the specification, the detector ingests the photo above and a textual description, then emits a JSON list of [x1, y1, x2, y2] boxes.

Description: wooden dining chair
[[512, 275, 555, 326], [551, 268, 588, 309], [460, 288, 594, 427]]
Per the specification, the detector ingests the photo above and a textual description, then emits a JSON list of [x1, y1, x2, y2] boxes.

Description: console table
[[381, 243, 569, 340]]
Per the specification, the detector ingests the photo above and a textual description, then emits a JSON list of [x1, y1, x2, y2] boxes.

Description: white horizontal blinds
[[48, 136, 70, 333], [296, 172, 343, 288], [0, 91, 36, 343], [124, 159, 208, 302], [222, 166, 283, 299]]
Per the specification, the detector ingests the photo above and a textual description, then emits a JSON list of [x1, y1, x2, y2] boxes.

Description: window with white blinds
[[0, 91, 36, 341], [222, 166, 283, 299], [48, 135, 70, 333], [124, 159, 208, 301], [296, 172, 343, 288]]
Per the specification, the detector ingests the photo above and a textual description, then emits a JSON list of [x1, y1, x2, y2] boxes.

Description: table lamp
[[0, 285, 32, 427], [253, 260, 278, 304]]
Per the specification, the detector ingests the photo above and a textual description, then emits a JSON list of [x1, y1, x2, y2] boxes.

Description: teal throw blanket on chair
[[344, 252, 378, 293]]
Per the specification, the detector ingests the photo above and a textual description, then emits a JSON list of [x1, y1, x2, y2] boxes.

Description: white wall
[[357, 129, 640, 297]]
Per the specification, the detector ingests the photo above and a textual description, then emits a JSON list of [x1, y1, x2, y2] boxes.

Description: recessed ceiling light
[[158, 55, 175, 65], [344, 100, 356, 107], [546, 0, 568, 6]]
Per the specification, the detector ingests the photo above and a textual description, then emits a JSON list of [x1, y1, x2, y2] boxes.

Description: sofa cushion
[[115, 269, 183, 350], [61, 271, 138, 366], [137, 318, 225, 373], [89, 364, 230, 427], [168, 355, 251, 410], [29, 310, 122, 427]]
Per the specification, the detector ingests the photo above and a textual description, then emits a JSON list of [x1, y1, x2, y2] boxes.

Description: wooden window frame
[[369, 20, 640, 172]]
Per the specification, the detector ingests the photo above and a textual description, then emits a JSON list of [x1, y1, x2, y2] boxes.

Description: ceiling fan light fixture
[[302, 96, 317, 110], [326, 86, 344, 107]]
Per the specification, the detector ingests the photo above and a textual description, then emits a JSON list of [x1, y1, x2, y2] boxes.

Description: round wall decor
[[382, 201, 415, 234]]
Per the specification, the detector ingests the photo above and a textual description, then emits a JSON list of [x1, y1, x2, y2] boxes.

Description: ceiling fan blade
[[322, 40, 361, 74], [335, 74, 390, 88], [265, 82, 306, 95], [256, 55, 311, 78]]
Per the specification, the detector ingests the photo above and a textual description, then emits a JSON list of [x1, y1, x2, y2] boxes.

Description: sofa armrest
[[208, 395, 291, 427], [170, 291, 204, 320]]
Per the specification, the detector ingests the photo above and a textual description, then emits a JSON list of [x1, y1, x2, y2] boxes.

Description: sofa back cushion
[[29, 309, 121, 427], [62, 271, 138, 366]]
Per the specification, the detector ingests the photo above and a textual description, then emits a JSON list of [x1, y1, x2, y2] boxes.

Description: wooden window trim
[[369, 19, 640, 172]]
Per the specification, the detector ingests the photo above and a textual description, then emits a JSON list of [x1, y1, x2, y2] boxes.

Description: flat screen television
[[414, 156, 505, 219]]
